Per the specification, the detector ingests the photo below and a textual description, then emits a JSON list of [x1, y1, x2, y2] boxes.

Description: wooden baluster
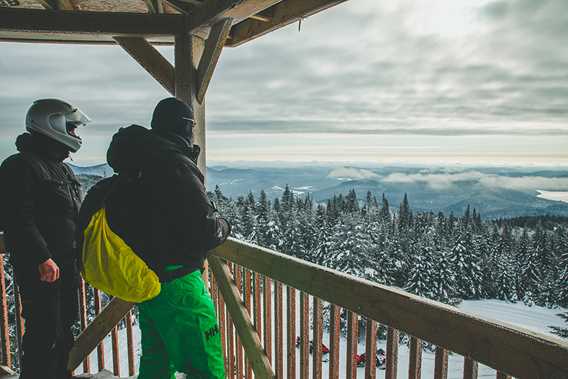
[[364, 319, 377, 379], [463, 357, 478, 379], [275, 281, 283, 379], [227, 312, 235, 379], [111, 324, 120, 377], [346, 310, 358, 379], [218, 292, 227, 375], [263, 276, 272, 362], [235, 266, 244, 379], [312, 297, 323, 379], [496, 372, 512, 379], [300, 292, 309, 379], [79, 280, 91, 373], [329, 305, 340, 379], [14, 285, 24, 368], [126, 312, 135, 376], [0, 255, 11, 368], [254, 273, 262, 341], [287, 286, 296, 379], [93, 288, 105, 371], [385, 327, 399, 379], [245, 269, 252, 379], [434, 347, 448, 379], [408, 336, 422, 379]]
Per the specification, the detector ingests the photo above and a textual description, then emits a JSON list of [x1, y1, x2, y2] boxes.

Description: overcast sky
[[1, 0, 568, 166]]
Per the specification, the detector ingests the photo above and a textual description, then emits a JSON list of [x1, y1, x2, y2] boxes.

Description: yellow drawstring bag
[[81, 208, 161, 303]]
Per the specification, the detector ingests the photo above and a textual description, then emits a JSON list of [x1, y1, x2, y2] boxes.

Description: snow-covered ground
[[78, 299, 567, 378], [537, 190, 568, 203]]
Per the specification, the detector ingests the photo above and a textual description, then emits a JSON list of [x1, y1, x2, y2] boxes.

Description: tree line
[[211, 185, 568, 337]]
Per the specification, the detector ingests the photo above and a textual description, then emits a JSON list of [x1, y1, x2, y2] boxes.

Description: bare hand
[[38, 259, 60, 283]]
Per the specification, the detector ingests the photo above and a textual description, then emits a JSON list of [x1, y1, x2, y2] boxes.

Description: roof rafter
[[185, 0, 283, 31], [227, 0, 346, 46]]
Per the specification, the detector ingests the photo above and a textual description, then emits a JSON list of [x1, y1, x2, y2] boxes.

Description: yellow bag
[[81, 208, 161, 303]]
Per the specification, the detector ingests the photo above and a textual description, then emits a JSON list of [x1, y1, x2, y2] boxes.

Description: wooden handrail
[[211, 238, 568, 379]]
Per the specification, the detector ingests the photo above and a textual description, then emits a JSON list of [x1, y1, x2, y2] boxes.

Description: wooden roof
[[0, 0, 347, 46]]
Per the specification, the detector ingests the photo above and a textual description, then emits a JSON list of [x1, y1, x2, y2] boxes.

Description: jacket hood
[[107, 125, 196, 173], [15, 132, 70, 162]]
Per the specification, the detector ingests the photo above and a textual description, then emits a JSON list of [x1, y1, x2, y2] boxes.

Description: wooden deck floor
[[2, 370, 134, 379], [1, 369, 188, 379]]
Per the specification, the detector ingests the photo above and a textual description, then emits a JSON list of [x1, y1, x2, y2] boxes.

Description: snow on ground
[[78, 299, 567, 378], [537, 190, 568, 203]]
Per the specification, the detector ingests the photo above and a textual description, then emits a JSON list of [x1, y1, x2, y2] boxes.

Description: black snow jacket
[[0, 133, 82, 268], [79, 125, 230, 279]]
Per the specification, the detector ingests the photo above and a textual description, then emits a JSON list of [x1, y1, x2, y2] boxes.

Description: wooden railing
[[1, 235, 568, 378], [208, 238, 568, 379]]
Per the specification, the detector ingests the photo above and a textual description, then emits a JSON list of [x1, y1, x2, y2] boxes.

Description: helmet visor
[[65, 107, 91, 126]]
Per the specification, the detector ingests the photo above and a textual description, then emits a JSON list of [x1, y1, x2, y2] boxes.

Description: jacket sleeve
[[180, 163, 231, 252], [0, 156, 51, 266]]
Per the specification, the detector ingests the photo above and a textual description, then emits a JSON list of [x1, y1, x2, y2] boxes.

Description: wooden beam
[[249, 14, 271, 22], [67, 298, 134, 371], [114, 36, 175, 95], [209, 256, 275, 378], [211, 238, 568, 379], [0, 7, 186, 37], [187, 0, 282, 31], [227, 0, 347, 47], [196, 17, 232, 103]]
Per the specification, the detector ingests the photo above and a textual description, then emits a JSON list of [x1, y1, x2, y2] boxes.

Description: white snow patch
[[537, 190, 568, 203], [272, 186, 285, 191]]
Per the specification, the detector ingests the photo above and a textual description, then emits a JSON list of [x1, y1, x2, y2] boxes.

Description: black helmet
[[150, 97, 195, 142]]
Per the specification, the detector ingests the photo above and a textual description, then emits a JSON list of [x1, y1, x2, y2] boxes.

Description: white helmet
[[25, 99, 91, 153]]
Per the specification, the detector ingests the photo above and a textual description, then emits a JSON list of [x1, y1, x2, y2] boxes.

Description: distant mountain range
[[70, 163, 568, 219]]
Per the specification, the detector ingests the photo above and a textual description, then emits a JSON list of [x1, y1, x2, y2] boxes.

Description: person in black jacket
[[79, 97, 230, 379], [0, 99, 90, 379]]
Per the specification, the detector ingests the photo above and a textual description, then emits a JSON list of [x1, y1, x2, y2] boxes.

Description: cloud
[[1, 0, 568, 163], [382, 171, 568, 191]]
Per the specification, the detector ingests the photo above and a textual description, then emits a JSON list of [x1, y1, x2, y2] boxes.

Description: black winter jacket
[[0, 133, 82, 268], [79, 125, 230, 277]]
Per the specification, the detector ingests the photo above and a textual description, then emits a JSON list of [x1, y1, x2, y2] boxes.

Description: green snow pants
[[137, 270, 225, 379]]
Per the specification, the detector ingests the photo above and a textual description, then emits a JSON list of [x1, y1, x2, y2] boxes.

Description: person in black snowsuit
[[79, 97, 230, 378], [0, 99, 90, 379]]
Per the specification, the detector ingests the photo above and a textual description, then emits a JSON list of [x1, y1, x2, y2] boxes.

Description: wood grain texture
[[385, 327, 399, 379], [115, 36, 175, 95], [364, 319, 377, 379], [208, 256, 275, 378], [228, 0, 346, 46], [408, 336, 422, 379], [196, 17, 232, 103], [79, 280, 91, 373], [312, 297, 323, 379], [346, 311, 358, 379], [263, 276, 272, 362], [275, 281, 283, 379], [93, 289, 105, 371], [329, 305, 340, 379], [68, 298, 134, 371], [212, 238, 568, 379], [287, 286, 296, 379], [434, 347, 448, 379], [463, 357, 478, 379], [300, 292, 310, 379]]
